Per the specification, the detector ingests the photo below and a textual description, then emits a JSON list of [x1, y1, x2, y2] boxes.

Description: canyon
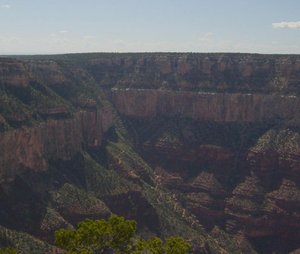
[[0, 53, 299, 253]]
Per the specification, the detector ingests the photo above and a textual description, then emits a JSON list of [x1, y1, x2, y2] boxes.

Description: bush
[[0, 247, 17, 254], [55, 214, 190, 254]]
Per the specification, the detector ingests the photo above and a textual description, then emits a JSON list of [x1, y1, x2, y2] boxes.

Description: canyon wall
[[0, 107, 112, 181], [108, 87, 300, 253], [0, 58, 31, 88], [110, 89, 300, 123], [84, 53, 300, 94]]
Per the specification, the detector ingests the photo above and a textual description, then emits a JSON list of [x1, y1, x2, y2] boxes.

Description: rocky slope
[[0, 53, 300, 253]]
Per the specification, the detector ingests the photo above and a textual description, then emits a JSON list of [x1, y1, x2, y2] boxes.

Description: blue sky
[[0, 0, 299, 54]]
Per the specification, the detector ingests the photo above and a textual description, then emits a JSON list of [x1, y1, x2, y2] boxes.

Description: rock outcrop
[[248, 128, 300, 182], [85, 53, 300, 94], [0, 107, 112, 181], [0, 58, 31, 87], [110, 89, 300, 123]]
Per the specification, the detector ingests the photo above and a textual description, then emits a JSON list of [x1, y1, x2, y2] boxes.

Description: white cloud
[[1, 4, 11, 9], [272, 21, 300, 29], [59, 30, 68, 34]]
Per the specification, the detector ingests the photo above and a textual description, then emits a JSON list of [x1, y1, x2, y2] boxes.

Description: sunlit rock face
[[0, 108, 112, 181], [110, 89, 300, 122]]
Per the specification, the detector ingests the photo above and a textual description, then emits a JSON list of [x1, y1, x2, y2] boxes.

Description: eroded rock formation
[[110, 89, 300, 122], [0, 108, 112, 181]]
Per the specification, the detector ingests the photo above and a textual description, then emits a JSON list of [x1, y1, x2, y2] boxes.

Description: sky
[[0, 0, 299, 54]]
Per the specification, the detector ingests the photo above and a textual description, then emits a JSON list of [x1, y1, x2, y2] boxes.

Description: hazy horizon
[[0, 0, 299, 54]]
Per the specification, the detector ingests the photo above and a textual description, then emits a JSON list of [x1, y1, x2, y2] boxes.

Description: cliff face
[[0, 108, 112, 181], [0, 56, 115, 181], [84, 53, 300, 94], [248, 129, 300, 181], [110, 89, 300, 123], [0, 59, 31, 88]]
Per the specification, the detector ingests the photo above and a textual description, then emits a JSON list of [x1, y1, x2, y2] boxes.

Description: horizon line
[[1, 51, 300, 57]]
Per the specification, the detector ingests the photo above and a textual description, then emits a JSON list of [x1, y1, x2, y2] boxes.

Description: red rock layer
[[0, 107, 112, 181], [0, 59, 30, 87], [111, 89, 300, 123], [86, 54, 300, 94]]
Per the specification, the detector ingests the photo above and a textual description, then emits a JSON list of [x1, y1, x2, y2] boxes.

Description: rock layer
[[0, 107, 112, 181], [110, 89, 300, 123], [0, 58, 31, 87], [85, 53, 300, 94]]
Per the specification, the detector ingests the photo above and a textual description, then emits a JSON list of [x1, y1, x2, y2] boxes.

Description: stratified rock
[[0, 107, 113, 181], [27, 60, 67, 86], [190, 171, 226, 195], [248, 128, 300, 182], [111, 89, 300, 123], [87, 54, 300, 93], [224, 177, 300, 252], [0, 59, 30, 87], [185, 172, 226, 229], [263, 179, 300, 218], [269, 178, 300, 199], [37, 106, 70, 118], [225, 176, 265, 233], [154, 167, 184, 189]]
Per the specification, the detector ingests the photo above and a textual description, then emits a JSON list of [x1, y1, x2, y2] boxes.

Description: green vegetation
[[55, 214, 191, 254], [0, 225, 57, 254], [133, 236, 191, 254], [210, 226, 257, 254], [50, 183, 110, 217], [0, 90, 31, 124], [252, 128, 300, 153], [83, 152, 139, 197], [0, 247, 17, 254]]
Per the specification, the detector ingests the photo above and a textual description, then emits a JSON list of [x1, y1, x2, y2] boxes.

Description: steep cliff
[[0, 58, 30, 88], [83, 53, 300, 94], [110, 89, 300, 123], [0, 108, 112, 181]]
